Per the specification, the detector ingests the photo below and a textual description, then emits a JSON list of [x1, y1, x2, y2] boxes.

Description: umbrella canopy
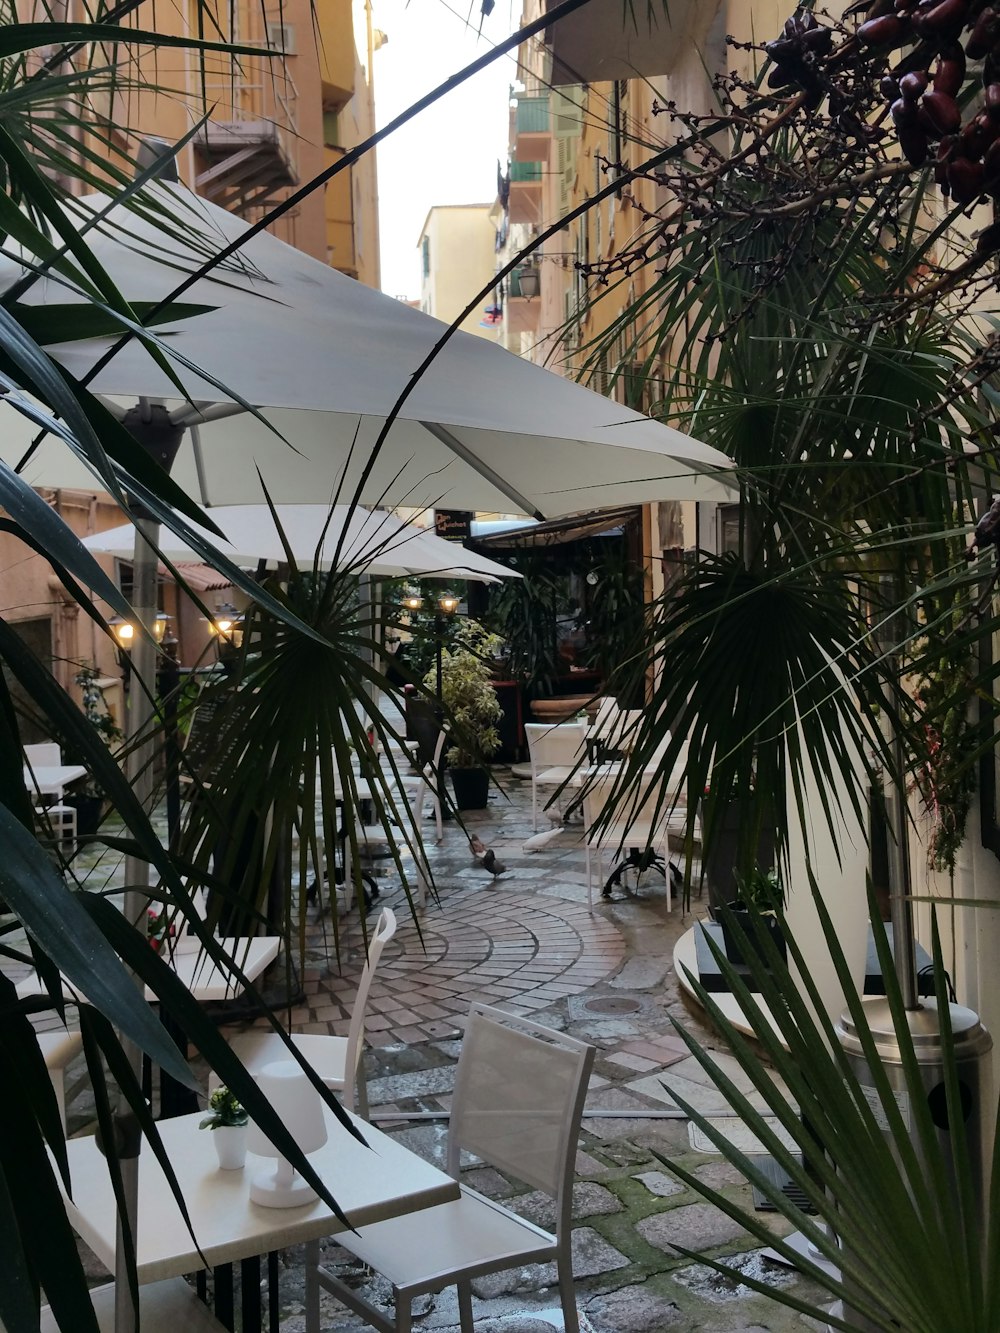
[[82, 504, 519, 582], [0, 183, 734, 518]]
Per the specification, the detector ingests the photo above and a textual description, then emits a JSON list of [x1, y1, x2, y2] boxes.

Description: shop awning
[[472, 506, 640, 549]]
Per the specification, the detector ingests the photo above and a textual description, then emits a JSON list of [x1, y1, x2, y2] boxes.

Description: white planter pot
[[211, 1123, 248, 1170], [174, 929, 201, 955]]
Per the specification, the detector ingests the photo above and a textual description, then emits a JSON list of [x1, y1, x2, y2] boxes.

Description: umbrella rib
[[419, 421, 546, 521]]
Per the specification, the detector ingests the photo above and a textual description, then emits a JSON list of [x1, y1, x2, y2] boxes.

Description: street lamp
[[109, 612, 168, 650], [109, 612, 169, 693]]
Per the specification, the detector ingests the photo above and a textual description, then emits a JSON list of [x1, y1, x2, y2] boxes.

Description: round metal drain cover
[[583, 996, 643, 1015]]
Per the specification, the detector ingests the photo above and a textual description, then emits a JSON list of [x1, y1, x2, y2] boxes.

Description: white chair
[[583, 769, 691, 910], [524, 721, 588, 830], [24, 741, 77, 851], [305, 1003, 595, 1333], [420, 726, 447, 842], [38, 1028, 84, 1133], [401, 776, 433, 908], [227, 907, 396, 1119], [585, 699, 642, 761]]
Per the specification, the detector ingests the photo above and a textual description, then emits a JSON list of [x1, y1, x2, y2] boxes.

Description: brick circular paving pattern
[[305, 882, 627, 1046]]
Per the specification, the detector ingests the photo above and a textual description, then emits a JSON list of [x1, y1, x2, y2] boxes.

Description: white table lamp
[[246, 1061, 328, 1208]]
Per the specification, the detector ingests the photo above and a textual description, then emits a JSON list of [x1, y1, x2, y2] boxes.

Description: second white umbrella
[[82, 504, 519, 582]]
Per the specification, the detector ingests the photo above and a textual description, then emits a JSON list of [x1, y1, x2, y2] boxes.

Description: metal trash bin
[[835, 998, 993, 1330]]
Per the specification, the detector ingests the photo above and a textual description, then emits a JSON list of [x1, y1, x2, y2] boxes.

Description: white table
[[16, 936, 281, 1006], [59, 1106, 460, 1283], [22, 763, 87, 797], [18, 936, 282, 1118]]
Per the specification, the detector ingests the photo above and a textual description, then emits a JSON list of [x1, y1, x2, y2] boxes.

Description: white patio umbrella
[[1, 182, 734, 516], [81, 503, 519, 582]]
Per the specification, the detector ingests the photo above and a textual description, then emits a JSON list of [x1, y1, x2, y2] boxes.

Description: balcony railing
[[509, 161, 542, 183], [515, 96, 549, 135]]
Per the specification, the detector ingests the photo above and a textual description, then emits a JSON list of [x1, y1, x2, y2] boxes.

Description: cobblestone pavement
[[14, 768, 835, 1332]]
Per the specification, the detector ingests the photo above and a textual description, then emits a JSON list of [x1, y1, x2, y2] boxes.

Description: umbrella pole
[[114, 516, 160, 1333], [113, 402, 183, 1333]]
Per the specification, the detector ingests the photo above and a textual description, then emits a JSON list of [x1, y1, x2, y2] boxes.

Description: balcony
[[506, 264, 541, 333], [317, 0, 355, 108], [543, 0, 706, 82], [510, 95, 551, 164], [197, 119, 297, 213], [507, 161, 543, 225]]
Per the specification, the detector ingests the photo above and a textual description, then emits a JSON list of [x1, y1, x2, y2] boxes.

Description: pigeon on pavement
[[469, 833, 487, 858], [482, 848, 506, 878]]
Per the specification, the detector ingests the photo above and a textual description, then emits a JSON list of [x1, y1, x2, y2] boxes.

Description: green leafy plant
[[733, 865, 784, 914], [428, 620, 503, 769], [200, 1085, 248, 1130]]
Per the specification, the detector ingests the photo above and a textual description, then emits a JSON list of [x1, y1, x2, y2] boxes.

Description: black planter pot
[[720, 909, 786, 966], [449, 767, 490, 811], [704, 798, 776, 915], [63, 792, 104, 838]]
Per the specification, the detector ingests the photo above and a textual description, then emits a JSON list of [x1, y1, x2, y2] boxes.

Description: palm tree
[[576, 6, 999, 900]]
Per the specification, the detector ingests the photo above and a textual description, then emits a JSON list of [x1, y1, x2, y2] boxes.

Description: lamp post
[[156, 626, 182, 848], [109, 612, 168, 691], [207, 601, 245, 672], [435, 593, 460, 701]]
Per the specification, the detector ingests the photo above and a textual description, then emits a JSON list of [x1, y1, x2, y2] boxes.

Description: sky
[[372, 0, 520, 299]]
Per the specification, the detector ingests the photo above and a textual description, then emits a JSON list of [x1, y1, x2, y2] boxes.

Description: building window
[[322, 110, 340, 148], [266, 21, 296, 53], [421, 235, 431, 279]]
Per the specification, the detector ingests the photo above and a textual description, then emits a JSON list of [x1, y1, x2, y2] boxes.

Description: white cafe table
[[15, 936, 281, 1006], [22, 763, 87, 796], [58, 1105, 460, 1284], [18, 936, 282, 1119]]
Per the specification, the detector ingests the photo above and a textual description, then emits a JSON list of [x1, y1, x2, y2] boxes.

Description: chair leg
[[457, 1280, 475, 1333], [304, 1238, 320, 1333], [433, 792, 443, 842], [395, 1290, 412, 1333], [343, 843, 355, 913], [356, 1067, 369, 1120], [557, 1253, 580, 1333], [531, 780, 539, 832]]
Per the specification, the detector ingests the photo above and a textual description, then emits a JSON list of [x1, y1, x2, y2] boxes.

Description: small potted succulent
[[720, 865, 786, 965], [200, 1085, 249, 1169]]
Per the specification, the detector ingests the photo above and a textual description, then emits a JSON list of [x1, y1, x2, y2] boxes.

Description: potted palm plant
[[719, 865, 786, 965], [430, 621, 503, 810]]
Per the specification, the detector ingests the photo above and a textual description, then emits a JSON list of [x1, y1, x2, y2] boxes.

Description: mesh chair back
[[524, 722, 587, 773], [449, 1005, 593, 1199]]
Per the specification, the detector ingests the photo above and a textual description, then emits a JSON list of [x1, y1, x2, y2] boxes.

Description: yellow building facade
[[417, 205, 498, 340]]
